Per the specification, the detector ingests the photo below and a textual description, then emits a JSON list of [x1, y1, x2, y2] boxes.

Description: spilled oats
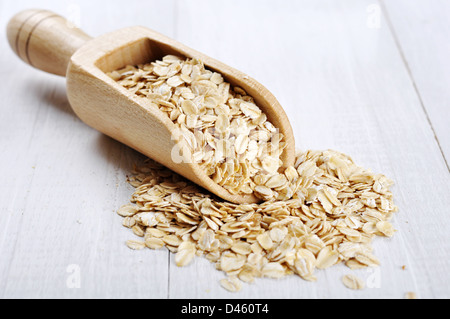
[[118, 149, 397, 292], [111, 55, 398, 293]]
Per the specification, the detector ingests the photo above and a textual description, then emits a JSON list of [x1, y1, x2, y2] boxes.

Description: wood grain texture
[[6, 9, 92, 76], [381, 0, 450, 169], [0, 0, 449, 299]]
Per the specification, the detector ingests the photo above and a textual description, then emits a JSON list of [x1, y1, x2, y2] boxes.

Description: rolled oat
[[111, 55, 398, 293]]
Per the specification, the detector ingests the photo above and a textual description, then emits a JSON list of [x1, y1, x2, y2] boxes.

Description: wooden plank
[[381, 0, 450, 169], [168, 0, 450, 298], [0, 0, 449, 299], [0, 0, 177, 298]]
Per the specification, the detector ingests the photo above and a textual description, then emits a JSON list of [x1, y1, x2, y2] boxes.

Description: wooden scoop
[[7, 9, 295, 204]]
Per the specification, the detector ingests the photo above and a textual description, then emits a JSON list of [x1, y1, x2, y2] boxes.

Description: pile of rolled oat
[[109, 55, 288, 201], [111, 56, 398, 292]]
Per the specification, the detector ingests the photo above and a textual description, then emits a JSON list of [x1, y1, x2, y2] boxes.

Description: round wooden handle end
[[7, 9, 92, 77]]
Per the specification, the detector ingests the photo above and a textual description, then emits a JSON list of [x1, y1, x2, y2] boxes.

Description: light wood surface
[[0, 0, 449, 299], [6, 9, 295, 205], [6, 9, 92, 76], [381, 0, 450, 169]]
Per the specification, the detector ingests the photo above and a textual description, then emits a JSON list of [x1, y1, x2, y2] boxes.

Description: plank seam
[[379, 0, 450, 173]]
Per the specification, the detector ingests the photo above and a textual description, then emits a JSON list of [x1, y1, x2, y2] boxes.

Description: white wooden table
[[0, 0, 449, 299]]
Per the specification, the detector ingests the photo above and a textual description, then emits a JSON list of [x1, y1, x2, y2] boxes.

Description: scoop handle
[[6, 9, 92, 77]]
